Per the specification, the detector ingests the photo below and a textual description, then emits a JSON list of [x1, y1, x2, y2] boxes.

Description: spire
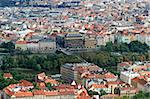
[[71, 80, 77, 86]]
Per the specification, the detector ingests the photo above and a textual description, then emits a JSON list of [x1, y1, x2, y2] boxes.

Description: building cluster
[[0, 0, 150, 53], [2, 61, 150, 98], [61, 62, 139, 98], [2, 72, 90, 99], [118, 61, 150, 92], [28, 0, 80, 7], [0, 0, 150, 98], [56, 33, 98, 49]]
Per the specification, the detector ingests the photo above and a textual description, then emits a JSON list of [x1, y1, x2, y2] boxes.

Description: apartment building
[[120, 71, 140, 84], [56, 33, 84, 48], [61, 63, 102, 83], [15, 38, 56, 53]]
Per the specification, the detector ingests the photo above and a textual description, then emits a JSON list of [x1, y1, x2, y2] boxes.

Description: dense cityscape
[[0, 0, 150, 99]]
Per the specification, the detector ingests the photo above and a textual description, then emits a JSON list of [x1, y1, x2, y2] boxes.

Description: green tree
[[129, 41, 149, 53], [105, 42, 114, 52], [0, 41, 15, 53], [99, 90, 107, 96], [88, 90, 99, 95], [33, 64, 41, 71], [119, 43, 129, 53], [0, 77, 18, 90], [46, 83, 53, 91], [33, 82, 40, 90], [132, 91, 150, 99]]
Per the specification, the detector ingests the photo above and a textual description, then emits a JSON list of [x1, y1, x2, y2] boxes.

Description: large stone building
[[61, 63, 102, 83], [115, 29, 150, 46], [56, 34, 84, 48], [120, 71, 140, 84], [84, 34, 97, 48], [15, 38, 56, 53]]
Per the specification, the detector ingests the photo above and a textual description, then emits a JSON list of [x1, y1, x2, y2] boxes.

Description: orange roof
[[59, 90, 75, 95], [13, 92, 33, 97], [107, 81, 119, 85], [132, 77, 141, 82], [132, 77, 147, 85], [45, 79, 58, 84], [44, 91, 59, 96], [37, 82, 46, 89], [4, 83, 83, 97], [104, 72, 116, 79], [19, 80, 33, 87], [91, 84, 107, 89], [4, 88, 14, 96], [54, 84, 75, 90], [16, 41, 27, 44], [87, 65, 101, 71], [76, 87, 90, 99], [3, 73, 13, 78], [82, 73, 104, 79], [33, 90, 45, 95], [138, 79, 147, 85], [24, 32, 35, 38], [118, 62, 130, 67]]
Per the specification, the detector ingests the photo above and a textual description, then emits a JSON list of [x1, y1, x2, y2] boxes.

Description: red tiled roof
[[16, 41, 27, 44], [37, 82, 46, 89], [137, 79, 147, 85], [91, 84, 107, 89], [44, 91, 59, 96], [4, 83, 80, 97], [132, 77, 141, 82], [33, 90, 45, 95], [19, 80, 33, 87], [45, 79, 58, 84], [82, 73, 104, 79], [54, 84, 75, 90], [104, 72, 117, 79], [132, 77, 147, 85], [118, 62, 130, 67], [13, 92, 33, 97], [4, 88, 14, 96], [76, 88, 90, 99], [3, 73, 13, 78], [107, 81, 120, 85], [59, 90, 75, 95]]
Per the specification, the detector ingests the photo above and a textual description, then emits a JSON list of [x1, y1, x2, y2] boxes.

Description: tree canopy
[[1, 53, 83, 71], [104, 41, 149, 53]]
